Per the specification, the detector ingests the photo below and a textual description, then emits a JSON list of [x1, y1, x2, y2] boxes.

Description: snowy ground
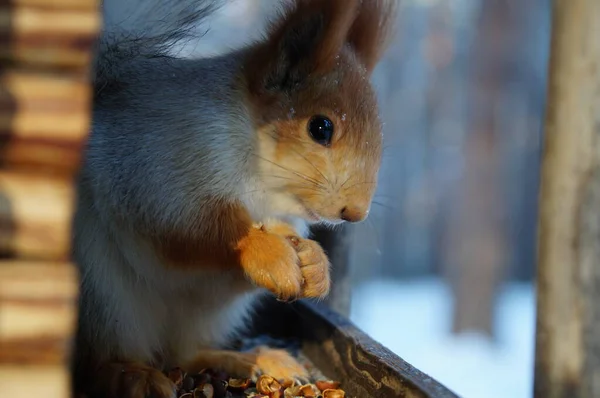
[[350, 278, 536, 398]]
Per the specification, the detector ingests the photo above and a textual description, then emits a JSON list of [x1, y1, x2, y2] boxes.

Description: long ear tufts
[[246, 0, 360, 93], [348, 0, 398, 74]]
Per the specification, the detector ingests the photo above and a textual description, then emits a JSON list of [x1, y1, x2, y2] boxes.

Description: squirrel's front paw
[[237, 225, 303, 301], [289, 237, 331, 298]]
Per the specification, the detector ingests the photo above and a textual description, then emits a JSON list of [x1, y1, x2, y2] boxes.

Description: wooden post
[[534, 1, 600, 397], [0, 1, 100, 397]]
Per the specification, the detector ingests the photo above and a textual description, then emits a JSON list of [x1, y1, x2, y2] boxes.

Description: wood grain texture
[[534, 0, 600, 397], [0, 0, 97, 10], [0, 0, 98, 397], [0, 365, 71, 397], [0, 5, 100, 69], [0, 171, 74, 260], [0, 261, 77, 365]]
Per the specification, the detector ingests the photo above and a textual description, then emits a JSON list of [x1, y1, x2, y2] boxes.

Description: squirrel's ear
[[247, 0, 358, 93], [347, 0, 397, 74]]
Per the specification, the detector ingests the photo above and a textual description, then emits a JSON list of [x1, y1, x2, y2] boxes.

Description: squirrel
[[72, 0, 396, 397]]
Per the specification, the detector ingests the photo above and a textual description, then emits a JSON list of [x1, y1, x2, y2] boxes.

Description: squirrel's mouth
[[303, 206, 321, 222], [296, 198, 321, 222]]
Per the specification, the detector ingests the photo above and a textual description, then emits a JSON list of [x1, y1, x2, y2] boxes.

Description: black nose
[[340, 206, 365, 223]]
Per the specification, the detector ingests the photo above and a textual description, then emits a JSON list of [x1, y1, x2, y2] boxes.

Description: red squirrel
[[73, 0, 396, 397]]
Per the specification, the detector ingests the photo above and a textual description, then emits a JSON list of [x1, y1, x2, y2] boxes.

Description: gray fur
[[73, 0, 271, 385]]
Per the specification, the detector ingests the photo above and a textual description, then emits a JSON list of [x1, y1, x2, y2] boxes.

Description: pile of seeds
[[166, 368, 345, 398]]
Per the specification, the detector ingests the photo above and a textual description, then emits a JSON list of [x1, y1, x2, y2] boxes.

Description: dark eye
[[307, 115, 334, 146]]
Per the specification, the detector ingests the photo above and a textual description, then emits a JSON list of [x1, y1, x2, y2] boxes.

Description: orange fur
[[184, 346, 309, 381], [348, 0, 398, 73], [150, 199, 253, 269]]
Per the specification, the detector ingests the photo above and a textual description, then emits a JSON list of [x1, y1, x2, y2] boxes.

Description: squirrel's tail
[[94, 0, 226, 86]]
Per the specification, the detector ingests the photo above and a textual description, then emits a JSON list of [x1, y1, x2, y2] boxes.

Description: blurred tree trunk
[[534, 0, 600, 396], [442, 0, 527, 337]]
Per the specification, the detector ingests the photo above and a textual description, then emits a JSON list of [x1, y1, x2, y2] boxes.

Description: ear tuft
[[246, 0, 359, 93], [347, 0, 398, 74]]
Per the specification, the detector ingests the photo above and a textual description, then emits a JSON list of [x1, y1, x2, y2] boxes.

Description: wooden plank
[[0, 5, 100, 69], [0, 0, 98, 397], [0, 0, 97, 10], [534, 0, 600, 397], [0, 365, 71, 397], [0, 7, 99, 37], [0, 171, 74, 260], [0, 261, 77, 366]]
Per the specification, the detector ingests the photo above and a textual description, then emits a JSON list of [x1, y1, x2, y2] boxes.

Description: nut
[[322, 389, 345, 398], [315, 380, 341, 392], [194, 373, 212, 387], [182, 376, 196, 392], [228, 378, 251, 392], [279, 378, 294, 389], [283, 385, 300, 398], [298, 384, 320, 397], [256, 375, 283, 397], [168, 368, 185, 389], [194, 383, 214, 398], [211, 378, 228, 398]]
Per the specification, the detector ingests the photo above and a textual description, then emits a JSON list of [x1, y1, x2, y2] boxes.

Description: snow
[[350, 278, 536, 398]]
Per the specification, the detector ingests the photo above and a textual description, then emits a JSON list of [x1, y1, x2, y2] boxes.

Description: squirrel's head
[[244, 0, 396, 225]]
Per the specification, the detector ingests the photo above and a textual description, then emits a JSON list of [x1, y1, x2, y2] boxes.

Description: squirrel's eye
[[307, 115, 334, 146]]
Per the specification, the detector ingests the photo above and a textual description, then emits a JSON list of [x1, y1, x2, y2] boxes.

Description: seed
[[315, 381, 341, 392], [168, 368, 185, 389], [211, 378, 228, 398], [228, 378, 251, 392], [194, 383, 214, 398], [256, 375, 284, 397], [322, 389, 345, 398], [297, 384, 320, 397], [194, 373, 212, 387], [182, 376, 196, 392]]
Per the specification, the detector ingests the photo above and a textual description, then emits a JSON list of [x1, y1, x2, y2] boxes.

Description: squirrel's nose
[[340, 206, 368, 223]]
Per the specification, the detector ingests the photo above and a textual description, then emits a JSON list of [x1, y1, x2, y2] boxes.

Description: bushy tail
[[94, 0, 226, 87]]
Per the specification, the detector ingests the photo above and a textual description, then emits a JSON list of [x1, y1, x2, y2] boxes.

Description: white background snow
[[350, 279, 536, 398]]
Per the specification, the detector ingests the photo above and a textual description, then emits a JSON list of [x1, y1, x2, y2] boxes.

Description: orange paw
[[290, 237, 331, 298], [251, 346, 310, 382], [184, 348, 309, 383], [237, 221, 331, 301], [238, 224, 303, 301]]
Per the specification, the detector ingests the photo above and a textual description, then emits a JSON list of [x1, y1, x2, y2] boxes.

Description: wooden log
[[0, 1, 98, 397], [0, 171, 74, 260], [0, 5, 100, 69], [0, 0, 98, 10], [534, 0, 600, 397], [0, 365, 71, 398], [0, 70, 90, 175], [0, 261, 77, 397]]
